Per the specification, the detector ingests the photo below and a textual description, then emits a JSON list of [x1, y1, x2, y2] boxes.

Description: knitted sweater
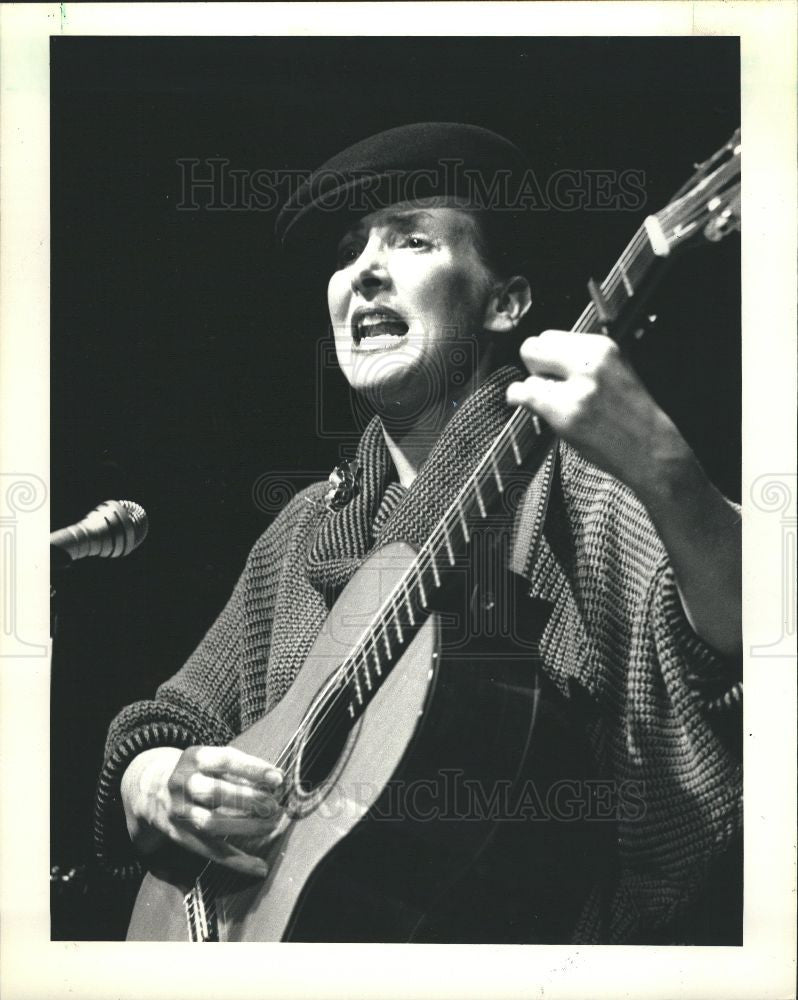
[[94, 367, 742, 943]]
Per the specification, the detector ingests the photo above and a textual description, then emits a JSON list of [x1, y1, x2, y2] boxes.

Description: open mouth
[[351, 308, 409, 349]]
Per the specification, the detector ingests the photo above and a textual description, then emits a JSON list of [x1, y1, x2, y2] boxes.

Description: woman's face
[[327, 200, 496, 414]]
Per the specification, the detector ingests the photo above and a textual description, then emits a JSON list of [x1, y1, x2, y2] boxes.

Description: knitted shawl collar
[[305, 364, 525, 601]]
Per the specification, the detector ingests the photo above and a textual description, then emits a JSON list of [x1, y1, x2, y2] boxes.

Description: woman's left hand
[[507, 328, 741, 657], [506, 329, 685, 496]]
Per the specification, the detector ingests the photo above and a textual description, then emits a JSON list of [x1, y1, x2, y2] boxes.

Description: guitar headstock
[[644, 129, 741, 257]]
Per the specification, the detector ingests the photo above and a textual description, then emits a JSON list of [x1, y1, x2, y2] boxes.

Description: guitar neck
[[572, 220, 669, 342]]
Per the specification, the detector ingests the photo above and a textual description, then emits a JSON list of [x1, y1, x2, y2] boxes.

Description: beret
[[275, 121, 529, 253]]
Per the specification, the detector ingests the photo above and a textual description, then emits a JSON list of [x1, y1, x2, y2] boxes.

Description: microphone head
[[90, 499, 148, 558], [50, 499, 149, 561], [116, 500, 149, 554]]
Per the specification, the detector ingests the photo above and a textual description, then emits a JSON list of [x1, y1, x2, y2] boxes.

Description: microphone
[[50, 500, 149, 562]]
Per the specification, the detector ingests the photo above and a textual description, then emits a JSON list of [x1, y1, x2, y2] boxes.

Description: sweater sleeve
[[557, 442, 743, 709], [93, 486, 323, 874], [93, 561, 249, 874], [649, 555, 743, 709]]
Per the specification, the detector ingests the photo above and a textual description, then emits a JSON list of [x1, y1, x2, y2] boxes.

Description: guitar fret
[[348, 702, 355, 719], [403, 580, 416, 626], [372, 643, 382, 677], [361, 650, 372, 691], [353, 665, 363, 704], [457, 500, 470, 542], [195, 882, 209, 942], [509, 424, 522, 464], [383, 625, 392, 658], [429, 549, 441, 587], [417, 565, 428, 607], [202, 884, 217, 924], [184, 893, 198, 941], [474, 479, 487, 518], [490, 453, 504, 492], [442, 524, 455, 565], [619, 262, 635, 297], [392, 598, 404, 642]]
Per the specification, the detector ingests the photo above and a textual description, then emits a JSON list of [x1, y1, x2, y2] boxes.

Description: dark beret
[[275, 121, 529, 252]]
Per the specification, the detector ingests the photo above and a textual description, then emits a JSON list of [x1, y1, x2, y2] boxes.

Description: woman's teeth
[[354, 315, 409, 348], [354, 329, 408, 351]]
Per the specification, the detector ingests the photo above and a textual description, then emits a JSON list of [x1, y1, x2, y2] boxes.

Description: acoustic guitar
[[127, 130, 741, 942]]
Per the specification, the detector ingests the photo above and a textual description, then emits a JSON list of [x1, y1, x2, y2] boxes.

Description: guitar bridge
[[183, 877, 219, 942]]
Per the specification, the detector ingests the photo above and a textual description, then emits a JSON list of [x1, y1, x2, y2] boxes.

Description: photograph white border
[[1, 3, 795, 998]]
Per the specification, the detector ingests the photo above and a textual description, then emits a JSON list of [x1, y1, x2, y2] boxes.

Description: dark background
[[50, 36, 741, 939]]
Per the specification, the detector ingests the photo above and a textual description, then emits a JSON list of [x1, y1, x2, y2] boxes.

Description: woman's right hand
[[120, 745, 284, 878]]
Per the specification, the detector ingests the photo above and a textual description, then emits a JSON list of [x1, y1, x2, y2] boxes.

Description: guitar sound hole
[[297, 685, 353, 794]]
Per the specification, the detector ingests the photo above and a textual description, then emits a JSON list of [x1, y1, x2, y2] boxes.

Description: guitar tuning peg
[[704, 204, 741, 243]]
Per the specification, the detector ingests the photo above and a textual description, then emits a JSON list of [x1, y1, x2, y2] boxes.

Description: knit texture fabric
[[307, 366, 529, 598], [94, 367, 742, 943]]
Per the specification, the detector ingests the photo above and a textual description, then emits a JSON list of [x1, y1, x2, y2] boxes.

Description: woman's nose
[[350, 246, 390, 297]]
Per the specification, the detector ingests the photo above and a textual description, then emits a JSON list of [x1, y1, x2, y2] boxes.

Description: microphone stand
[[50, 546, 84, 905], [49, 546, 89, 918], [49, 515, 148, 930], [50, 545, 72, 642]]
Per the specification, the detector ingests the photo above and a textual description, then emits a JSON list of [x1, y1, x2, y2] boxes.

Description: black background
[[50, 36, 741, 939]]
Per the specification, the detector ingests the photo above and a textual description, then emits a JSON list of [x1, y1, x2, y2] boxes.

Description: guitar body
[[127, 540, 596, 942]]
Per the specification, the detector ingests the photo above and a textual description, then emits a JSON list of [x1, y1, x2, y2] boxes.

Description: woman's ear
[[483, 275, 533, 332]]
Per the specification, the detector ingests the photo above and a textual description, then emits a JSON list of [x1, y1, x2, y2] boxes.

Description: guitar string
[[657, 154, 740, 237], [662, 152, 740, 223], [192, 153, 742, 908]]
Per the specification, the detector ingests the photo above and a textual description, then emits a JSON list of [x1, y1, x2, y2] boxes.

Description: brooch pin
[[323, 459, 361, 511]]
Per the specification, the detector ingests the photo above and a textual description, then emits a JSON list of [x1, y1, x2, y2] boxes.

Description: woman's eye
[[403, 235, 430, 250]]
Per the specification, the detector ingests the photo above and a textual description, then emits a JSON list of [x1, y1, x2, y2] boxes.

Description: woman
[[96, 123, 742, 943]]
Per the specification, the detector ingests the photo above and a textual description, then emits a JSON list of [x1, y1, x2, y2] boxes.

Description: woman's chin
[[355, 358, 440, 399]]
